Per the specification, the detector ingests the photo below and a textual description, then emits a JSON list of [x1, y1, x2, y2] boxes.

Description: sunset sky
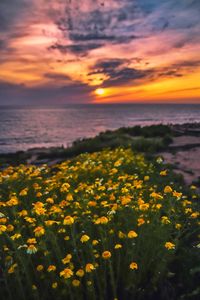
[[0, 0, 200, 104]]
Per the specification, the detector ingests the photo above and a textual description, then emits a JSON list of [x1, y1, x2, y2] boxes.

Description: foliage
[[0, 148, 199, 300]]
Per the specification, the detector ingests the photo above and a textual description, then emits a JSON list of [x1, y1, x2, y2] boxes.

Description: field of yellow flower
[[0, 148, 199, 300]]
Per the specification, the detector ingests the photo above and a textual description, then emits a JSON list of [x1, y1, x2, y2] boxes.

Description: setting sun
[[95, 88, 105, 96]]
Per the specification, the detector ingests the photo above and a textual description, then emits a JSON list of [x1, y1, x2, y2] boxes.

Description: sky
[[0, 0, 200, 104]]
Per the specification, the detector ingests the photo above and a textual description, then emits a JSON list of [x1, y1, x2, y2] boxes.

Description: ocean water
[[0, 104, 200, 153]]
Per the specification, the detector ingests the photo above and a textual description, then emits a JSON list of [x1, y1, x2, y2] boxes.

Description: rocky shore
[[1, 123, 200, 187]]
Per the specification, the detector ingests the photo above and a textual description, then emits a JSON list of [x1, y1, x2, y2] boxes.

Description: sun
[[95, 88, 105, 96]]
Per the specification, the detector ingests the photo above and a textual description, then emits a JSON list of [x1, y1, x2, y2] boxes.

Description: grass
[[0, 148, 199, 300]]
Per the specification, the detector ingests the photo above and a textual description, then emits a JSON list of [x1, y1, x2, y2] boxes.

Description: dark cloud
[[154, 60, 200, 79], [0, 0, 200, 104], [69, 33, 116, 42], [89, 58, 152, 87], [0, 40, 6, 50], [54, 1, 142, 54], [0, 0, 31, 31], [102, 67, 151, 87], [158, 70, 183, 78], [49, 42, 102, 55], [89, 59, 127, 73], [173, 60, 200, 68], [50, 0, 200, 60], [0, 80, 93, 104], [89, 56, 200, 88], [44, 73, 72, 81]]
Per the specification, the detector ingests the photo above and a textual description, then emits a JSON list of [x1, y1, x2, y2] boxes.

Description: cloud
[[0, 0, 200, 104], [89, 59, 128, 73], [0, 40, 6, 50], [102, 67, 151, 87], [89, 58, 152, 87], [0, 79, 93, 104], [49, 42, 102, 56], [44, 72, 72, 81], [0, 0, 32, 31]]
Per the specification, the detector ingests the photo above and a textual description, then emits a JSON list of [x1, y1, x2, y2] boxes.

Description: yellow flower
[[18, 209, 28, 217], [36, 265, 44, 272], [150, 192, 163, 200], [19, 188, 28, 196], [27, 238, 37, 244], [92, 240, 99, 246], [128, 231, 138, 238], [139, 203, 149, 211], [60, 183, 70, 193], [62, 254, 72, 264], [109, 193, 116, 201], [80, 234, 90, 243], [24, 217, 36, 224], [76, 269, 84, 277], [102, 251, 112, 259], [165, 242, 175, 250], [32, 202, 46, 215], [121, 195, 132, 206], [129, 262, 138, 270], [72, 279, 80, 287], [34, 226, 45, 237], [0, 225, 7, 234], [175, 224, 182, 230], [52, 282, 58, 289], [190, 212, 199, 219], [190, 185, 197, 190], [60, 268, 73, 279], [45, 220, 60, 226], [47, 265, 56, 272], [11, 233, 21, 240], [46, 197, 54, 204], [118, 231, 126, 239], [114, 244, 122, 249], [160, 170, 167, 176], [156, 204, 162, 209], [88, 201, 97, 207], [6, 197, 19, 206], [66, 193, 73, 201], [164, 186, 173, 193], [161, 216, 171, 224], [32, 285, 37, 290], [36, 192, 42, 198], [137, 218, 145, 226], [85, 263, 95, 273], [27, 244, 37, 254], [7, 224, 14, 232], [63, 215, 74, 225], [173, 191, 182, 198], [0, 217, 7, 224], [8, 263, 18, 274], [95, 216, 109, 224]]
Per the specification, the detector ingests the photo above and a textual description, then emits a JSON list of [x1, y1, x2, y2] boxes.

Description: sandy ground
[[161, 135, 200, 186]]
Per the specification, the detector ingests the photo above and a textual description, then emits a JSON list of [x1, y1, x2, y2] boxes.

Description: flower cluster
[[0, 148, 199, 300]]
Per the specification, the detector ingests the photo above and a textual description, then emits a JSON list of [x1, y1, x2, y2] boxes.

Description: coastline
[[1, 122, 200, 187]]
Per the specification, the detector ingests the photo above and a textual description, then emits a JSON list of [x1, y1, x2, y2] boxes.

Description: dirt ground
[[161, 134, 200, 186]]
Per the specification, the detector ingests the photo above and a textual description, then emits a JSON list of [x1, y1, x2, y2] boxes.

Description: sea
[[0, 104, 200, 153]]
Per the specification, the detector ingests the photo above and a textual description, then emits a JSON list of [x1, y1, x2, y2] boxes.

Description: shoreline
[[1, 122, 200, 187]]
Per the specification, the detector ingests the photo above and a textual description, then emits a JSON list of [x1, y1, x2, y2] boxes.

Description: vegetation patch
[[0, 148, 199, 300]]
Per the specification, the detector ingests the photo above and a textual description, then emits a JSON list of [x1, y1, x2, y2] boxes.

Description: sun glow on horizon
[[95, 88, 106, 96]]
